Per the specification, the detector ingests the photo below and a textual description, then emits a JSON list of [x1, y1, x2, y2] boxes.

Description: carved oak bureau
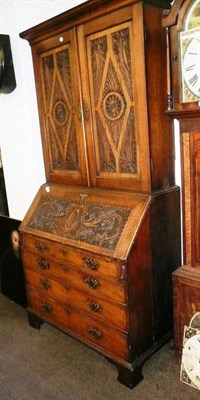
[[19, 0, 181, 388]]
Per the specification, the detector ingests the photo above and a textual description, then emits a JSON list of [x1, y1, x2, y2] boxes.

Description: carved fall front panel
[[41, 45, 80, 173], [86, 22, 137, 177], [28, 197, 131, 250]]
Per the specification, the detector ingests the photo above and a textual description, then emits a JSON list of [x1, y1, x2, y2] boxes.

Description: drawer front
[[27, 288, 128, 360], [22, 252, 126, 303], [22, 235, 123, 280], [25, 269, 127, 331]]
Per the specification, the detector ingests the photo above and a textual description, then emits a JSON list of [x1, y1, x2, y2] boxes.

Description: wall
[[0, 0, 181, 221], [0, 0, 87, 220]]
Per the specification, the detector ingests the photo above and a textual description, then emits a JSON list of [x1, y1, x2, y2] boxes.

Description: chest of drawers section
[[19, 183, 180, 389], [21, 234, 129, 361]]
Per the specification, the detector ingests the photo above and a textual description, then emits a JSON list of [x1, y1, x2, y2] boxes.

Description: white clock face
[[180, 29, 200, 102], [183, 36, 200, 98], [182, 333, 200, 389]]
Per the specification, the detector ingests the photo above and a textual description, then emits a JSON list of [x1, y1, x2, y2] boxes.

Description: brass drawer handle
[[83, 257, 99, 271], [60, 265, 69, 273], [87, 300, 102, 313], [35, 243, 47, 253], [84, 277, 99, 289], [40, 279, 51, 291], [64, 305, 72, 315], [41, 303, 52, 314], [88, 327, 102, 340], [38, 258, 50, 271], [59, 248, 68, 257], [63, 283, 71, 292]]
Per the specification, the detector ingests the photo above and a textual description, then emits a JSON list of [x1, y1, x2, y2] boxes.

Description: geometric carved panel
[[41, 47, 80, 171], [88, 23, 137, 176]]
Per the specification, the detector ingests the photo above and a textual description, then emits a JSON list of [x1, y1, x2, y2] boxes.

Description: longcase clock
[[163, 0, 200, 359]]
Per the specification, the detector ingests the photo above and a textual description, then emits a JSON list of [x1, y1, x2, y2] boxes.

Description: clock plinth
[[173, 266, 200, 358]]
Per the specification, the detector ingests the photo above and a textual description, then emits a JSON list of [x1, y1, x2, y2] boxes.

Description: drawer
[[27, 288, 128, 361], [23, 252, 126, 303], [22, 235, 124, 280], [25, 269, 127, 331]]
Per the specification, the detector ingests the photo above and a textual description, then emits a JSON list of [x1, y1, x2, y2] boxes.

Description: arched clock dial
[[180, 29, 200, 102], [183, 34, 200, 98]]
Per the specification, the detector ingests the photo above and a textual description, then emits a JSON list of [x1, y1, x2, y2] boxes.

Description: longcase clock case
[[19, 0, 181, 389], [163, 0, 200, 358]]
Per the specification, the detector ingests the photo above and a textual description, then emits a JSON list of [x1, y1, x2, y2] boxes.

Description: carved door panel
[[77, 5, 151, 191], [32, 5, 152, 191], [35, 29, 88, 186]]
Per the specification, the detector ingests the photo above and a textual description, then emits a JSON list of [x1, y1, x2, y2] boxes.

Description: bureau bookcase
[[19, 0, 181, 388]]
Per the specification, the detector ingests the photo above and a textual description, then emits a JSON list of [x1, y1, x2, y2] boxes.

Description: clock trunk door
[[33, 29, 89, 186], [77, 4, 151, 191], [181, 128, 200, 269], [193, 132, 200, 268]]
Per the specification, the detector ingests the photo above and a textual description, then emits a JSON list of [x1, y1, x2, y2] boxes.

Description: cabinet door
[[77, 4, 151, 191], [33, 29, 88, 186]]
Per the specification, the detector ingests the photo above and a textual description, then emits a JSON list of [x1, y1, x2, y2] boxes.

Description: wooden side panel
[[150, 187, 181, 339], [127, 187, 181, 357], [127, 210, 153, 358]]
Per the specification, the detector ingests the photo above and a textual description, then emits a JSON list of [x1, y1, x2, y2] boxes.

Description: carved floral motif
[[53, 101, 68, 125], [103, 92, 125, 121]]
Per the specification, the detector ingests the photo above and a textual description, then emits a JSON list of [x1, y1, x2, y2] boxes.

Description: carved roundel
[[53, 100, 68, 125], [103, 92, 125, 121]]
